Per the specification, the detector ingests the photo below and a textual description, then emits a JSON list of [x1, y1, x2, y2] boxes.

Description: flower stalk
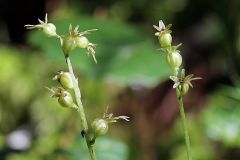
[[154, 20, 202, 160], [25, 14, 129, 160], [176, 88, 192, 160]]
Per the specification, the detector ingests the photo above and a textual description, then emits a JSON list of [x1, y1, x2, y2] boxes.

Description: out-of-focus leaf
[[27, 16, 169, 87], [6, 153, 41, 160], [170, 116, 216, 160], [0, 46, 36, 132], [202, 88, 240, 147], [0, 134, 4, 149], [70, 136, 128, 160], [0, 46, 24, 88], [105, 40, 170, 86], [171, 145, 216, 160]]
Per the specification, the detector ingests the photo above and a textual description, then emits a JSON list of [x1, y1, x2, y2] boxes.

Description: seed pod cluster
[[61, 35, 92, 56], [154, 20, 201, 96], [51, 70, 77, 108], [25, 15, 97, 62]]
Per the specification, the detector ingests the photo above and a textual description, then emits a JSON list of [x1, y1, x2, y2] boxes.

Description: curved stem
[[176, 88, 192, 160], [66, 56, 97, 160]]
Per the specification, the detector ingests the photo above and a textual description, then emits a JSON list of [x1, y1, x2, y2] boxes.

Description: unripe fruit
[[180, 83, 189, 96], [58, 91, 74, 108], [167, 51, 182, 68], [159, 33, 172, 47], [43, 23, 57, 37], [76, 36, 89, 48], [62, 36, 77, 56], [59, 72, 73, 89], [53, 71, 73, 89], [91, 118, 108, 136]]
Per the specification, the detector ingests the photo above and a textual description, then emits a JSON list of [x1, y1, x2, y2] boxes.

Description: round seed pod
[[91, 118, 108, 136], [58, 91, 74, 108], [159, 32, 172, 47], [180, 83, 189, 96], [167, 51, 182, 68], [43, 23, 57, 37], [76, 36, 89, 48], [62, 36, 77, 56]]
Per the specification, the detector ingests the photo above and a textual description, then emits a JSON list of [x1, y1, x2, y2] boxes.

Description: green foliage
[[202, 85, 240, 147], [170, 116, 216, 160], [0, 46, 46, 133], [70, 137, 128, 160], [7, 153, 42, 160]]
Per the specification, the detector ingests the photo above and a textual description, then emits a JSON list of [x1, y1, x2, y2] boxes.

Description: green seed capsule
[[58, 91, 74, 108], [76, 36, 89, 48], [62, 36, 77, 56], [43, 23, 57, 37], [53, 71, 73, 89], [180, 83, 189, 96], [159, 33, 172, 47], [167, 51, 182, 68], [60, 72, 73, 89], [91, 118, 108, 136]]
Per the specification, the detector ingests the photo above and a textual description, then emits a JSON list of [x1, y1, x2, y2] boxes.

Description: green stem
[[66, 56, 97, 160], [176, 88, 192, 160]]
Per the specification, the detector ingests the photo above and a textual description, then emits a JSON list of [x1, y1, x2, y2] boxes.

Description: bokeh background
[[0, 0, 240, 159]]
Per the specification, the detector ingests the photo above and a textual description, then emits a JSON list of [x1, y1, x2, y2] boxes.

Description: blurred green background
[[0, 0, 240, 159]]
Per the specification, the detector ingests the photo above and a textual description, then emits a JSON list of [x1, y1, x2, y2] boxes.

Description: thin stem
[[66, 56, 97, 160], [176, 88, 192, 160]]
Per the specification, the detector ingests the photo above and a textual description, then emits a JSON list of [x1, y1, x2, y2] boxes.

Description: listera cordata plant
[[25, 14, 129, 160], [153, 20, 202, 160]]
